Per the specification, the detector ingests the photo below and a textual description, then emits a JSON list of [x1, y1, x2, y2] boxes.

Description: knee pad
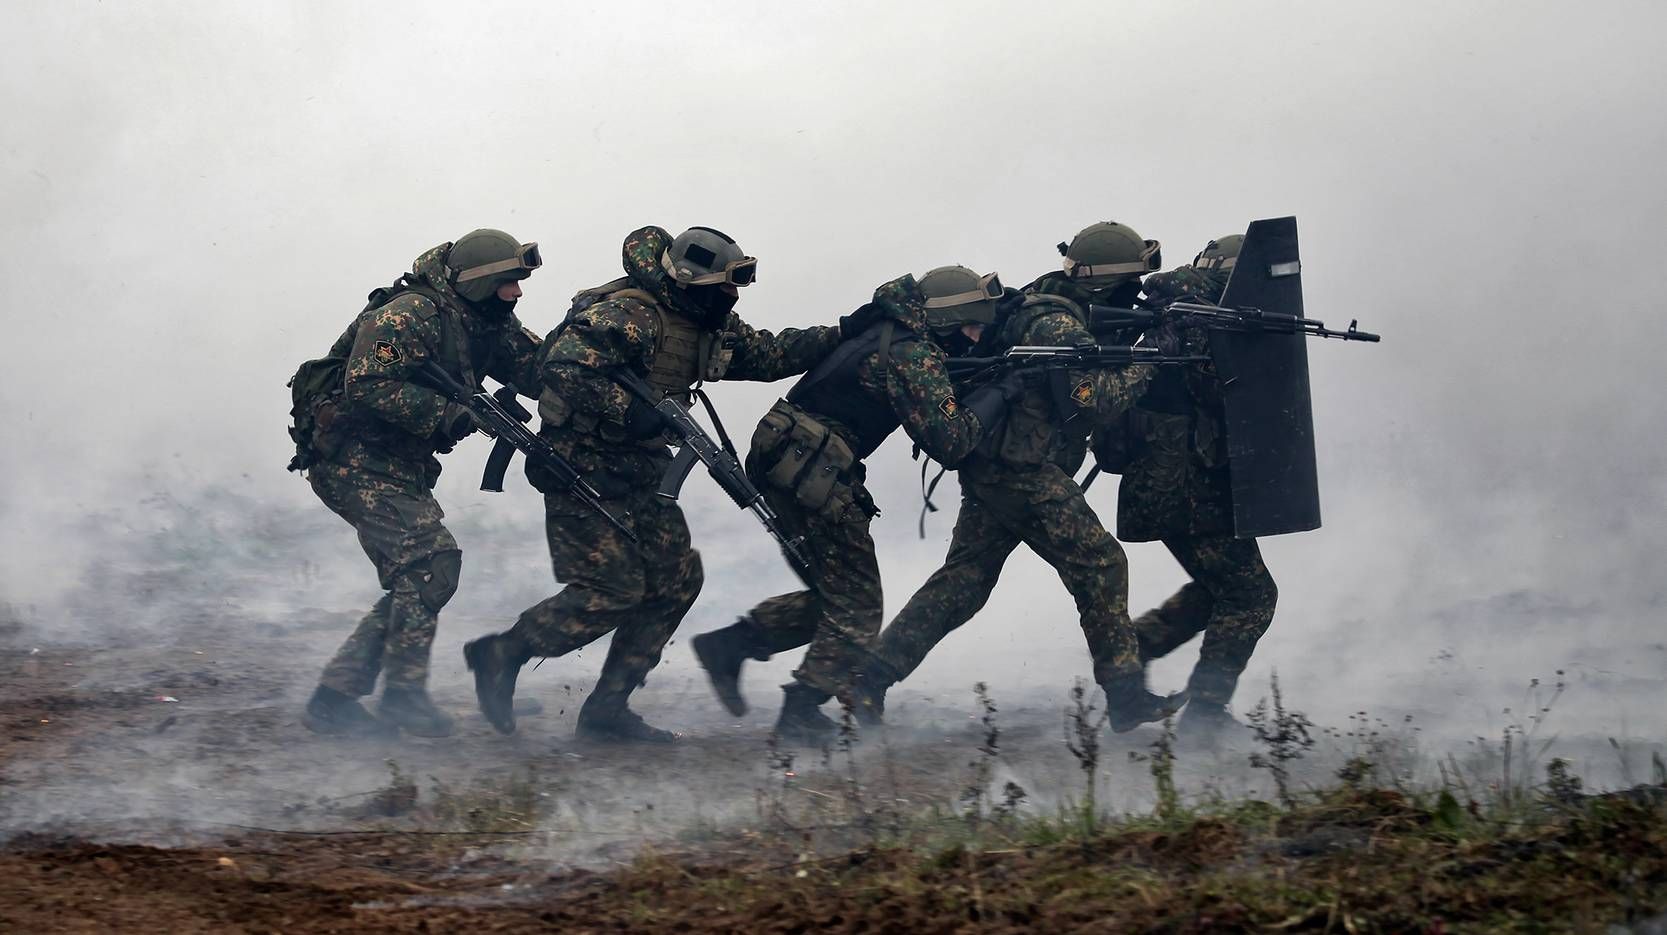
[[410, 549, 463, 613]]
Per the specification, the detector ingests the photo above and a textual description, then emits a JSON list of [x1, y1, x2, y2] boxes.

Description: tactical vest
[[784, 324, 910, 459], [982, 294, 1091, 468], [537, 278, 734, 442]]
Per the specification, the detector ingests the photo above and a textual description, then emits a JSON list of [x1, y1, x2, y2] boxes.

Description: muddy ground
[[5, 600, 1667, 932]]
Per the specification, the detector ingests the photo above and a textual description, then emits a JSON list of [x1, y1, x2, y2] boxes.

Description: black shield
[[1208, 216, 1321, 537]]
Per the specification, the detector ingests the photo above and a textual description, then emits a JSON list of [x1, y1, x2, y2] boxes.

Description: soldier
[[1116, 234, 1279, 743], [690, 267, 1025, 744], [858, 223, 1184, 732], [294, 230, 546, 738], [463, 225, 847, 743]]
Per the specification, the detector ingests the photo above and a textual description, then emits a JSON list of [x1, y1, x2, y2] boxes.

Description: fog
[[3, 0, 1665, 769]]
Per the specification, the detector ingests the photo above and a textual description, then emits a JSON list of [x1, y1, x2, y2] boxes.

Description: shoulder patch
[[1071, 379, 1095, 406], [939, 395, 961, 419], [372, 340, 404, 367]]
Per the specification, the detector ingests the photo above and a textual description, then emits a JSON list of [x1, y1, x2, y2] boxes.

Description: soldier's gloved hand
[[431, 404, 476, 452], [992, 369, 1035, 401], [621, 396, 666, 440], [838, 302, 885, 339], [963, 374, 1025, 434]]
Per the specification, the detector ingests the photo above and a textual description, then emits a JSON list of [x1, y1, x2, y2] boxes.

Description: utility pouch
[[752, 399, 856, 515], [285, 355, 348, 472]]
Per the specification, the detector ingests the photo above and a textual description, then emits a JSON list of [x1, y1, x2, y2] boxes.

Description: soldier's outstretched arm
[[1030, 310, 1154, 425], [540, 300, 653, 423], [342, 296, 450, 437], [722, 314, 842, 382], [486, 313, 547, 398]]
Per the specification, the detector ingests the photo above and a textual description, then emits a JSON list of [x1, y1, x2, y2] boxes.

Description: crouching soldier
[[290, 230, 545, 738], [464, 226, 847, 743], [692, 267, 1024, 744]]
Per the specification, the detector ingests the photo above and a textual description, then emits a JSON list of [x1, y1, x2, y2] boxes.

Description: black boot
[[841, 669, 888, 728], [692, 617, 773, 717], [1175, 700, 1249, 750], [1103, 673, 1187, 734], [378, 687, 456, 738], [575, 696, 677, 744], [464, 632, 533, 734], [774, 683, 838, 746], [302, 685, 391, 737]]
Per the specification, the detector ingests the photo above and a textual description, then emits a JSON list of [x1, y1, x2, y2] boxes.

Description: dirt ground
[[5, 599, 1665, 932]]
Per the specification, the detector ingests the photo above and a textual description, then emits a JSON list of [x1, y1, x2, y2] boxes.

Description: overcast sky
[[3, 1, 1664, 728]]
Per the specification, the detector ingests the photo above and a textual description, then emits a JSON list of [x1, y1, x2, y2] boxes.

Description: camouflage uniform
[[872, 273, 1153, 691], [309, 244, 542, 697], [737, 276, 988, 702], [499, 226, 839, 725], [1117, 266, 1278, 708]]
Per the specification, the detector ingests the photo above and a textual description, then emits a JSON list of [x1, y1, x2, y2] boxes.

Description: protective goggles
[[661, 249, 759, 287], [1062, 239, 1162, 279], [922, 271, 1004, 308], [454, 242, 543, 283], [1193, 252, 1237, 272]]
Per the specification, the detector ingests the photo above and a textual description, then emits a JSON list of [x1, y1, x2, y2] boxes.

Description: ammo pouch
[[750, 399, 857, 517], [979, 389, 1056, 469]]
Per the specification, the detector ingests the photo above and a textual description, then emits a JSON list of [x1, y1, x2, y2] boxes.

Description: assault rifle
[[948, 344, 1209, 425], [413, 361, 637, 542], [1088, 302, 1381, 343], [610, 368, 814, 586]]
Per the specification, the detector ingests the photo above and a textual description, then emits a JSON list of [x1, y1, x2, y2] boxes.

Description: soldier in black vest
[[691, 268, 1024, 744]]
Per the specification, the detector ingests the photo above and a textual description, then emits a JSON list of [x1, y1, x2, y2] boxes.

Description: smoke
[[2, 0, 1664, 843]]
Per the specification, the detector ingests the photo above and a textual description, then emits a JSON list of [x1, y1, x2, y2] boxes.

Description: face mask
[[936, 327, 979, 358], [476, 294, 518, 319], [685, 283, 739, 329]]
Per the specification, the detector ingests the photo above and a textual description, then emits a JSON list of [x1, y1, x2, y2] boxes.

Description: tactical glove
[[838, 301, 884, 339], [963, 372, 1028, 435], [621, 396, 667, 440], [432, 404, 477, 451]]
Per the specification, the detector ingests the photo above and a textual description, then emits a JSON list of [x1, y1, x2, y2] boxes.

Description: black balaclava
[[684, 283, 739, 330]]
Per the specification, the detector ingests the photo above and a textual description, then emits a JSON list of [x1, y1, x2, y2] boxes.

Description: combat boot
[[692, 616, 773, 717], [1102, 673, 1188, 734], [1175, 700, 1251, 751], [774, 682, 838, 746], [464, 632, 533, 734], [378, 687, 456, 738], [841, 669, 888, 728], [575, 696, 677, 744], [302, 685, 392, 738]]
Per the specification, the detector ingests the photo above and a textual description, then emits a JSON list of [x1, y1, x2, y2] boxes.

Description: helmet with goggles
[[918, 265, 1004, 331], [1192, 233, 1243, 272], [1058, 221, 1161, 282], [449, 229, 541, 302], [662, 226, 758, 288]]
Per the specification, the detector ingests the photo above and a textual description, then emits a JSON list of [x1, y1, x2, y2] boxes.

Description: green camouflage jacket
[[317, 244, 542, 489], [536, 226, 841, 488], [1115, 265, 1234, 540]]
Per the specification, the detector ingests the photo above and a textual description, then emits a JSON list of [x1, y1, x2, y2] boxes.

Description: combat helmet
[[661, 226, 758, 287], [917, 265, 1005, 332], [1192, 234, 1243, 272], [1058, 221, 1161, 283], [448, 229, 542, 302]]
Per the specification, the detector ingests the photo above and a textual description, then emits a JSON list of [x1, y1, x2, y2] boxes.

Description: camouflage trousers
[[309, 466, 461, 696], [873, 463, 1141, 688], [1133, 536, 1277, 706], [745, 484, 883, 698], [508, 485, 703, 710]]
